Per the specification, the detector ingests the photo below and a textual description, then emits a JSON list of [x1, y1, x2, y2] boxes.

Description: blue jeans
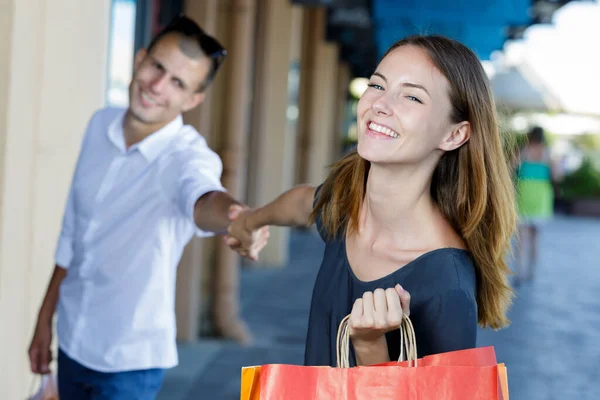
[[57, 349, 165, 400]]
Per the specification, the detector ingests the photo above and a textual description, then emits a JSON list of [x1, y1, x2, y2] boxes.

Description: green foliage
[[570, 134, 600, 152], [559, 156, 600, 199]]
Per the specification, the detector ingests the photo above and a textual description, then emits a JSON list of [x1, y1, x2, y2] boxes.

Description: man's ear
[[439, 121, 470, 152], [182, 92, 206, 113], [134, 48, 148, 70]]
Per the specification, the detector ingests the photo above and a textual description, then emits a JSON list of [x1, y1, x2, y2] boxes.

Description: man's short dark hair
[[147, 15, 227, 92]]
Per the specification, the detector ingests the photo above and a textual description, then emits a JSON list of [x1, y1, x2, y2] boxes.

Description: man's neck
[[122, 110, 170, 148]]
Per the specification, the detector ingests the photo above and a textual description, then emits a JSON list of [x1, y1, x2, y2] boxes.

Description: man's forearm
[[193, 191, 242, 234], [37, 265, 67, 325]]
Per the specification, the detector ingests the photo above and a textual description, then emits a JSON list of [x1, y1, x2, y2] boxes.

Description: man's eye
[[367, 83, 384, 90]]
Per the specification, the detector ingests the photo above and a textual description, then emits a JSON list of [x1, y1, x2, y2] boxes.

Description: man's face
[[128, 33, 211, 125]]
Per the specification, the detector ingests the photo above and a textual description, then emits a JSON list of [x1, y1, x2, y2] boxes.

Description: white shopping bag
[[28, 374, 59, 400]]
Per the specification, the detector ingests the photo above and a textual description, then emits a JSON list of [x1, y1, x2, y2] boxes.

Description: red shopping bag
[[241, 315, 508, 400]]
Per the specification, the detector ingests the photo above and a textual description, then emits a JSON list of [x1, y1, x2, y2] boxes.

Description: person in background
[[225, 35, 517, 366], [27, 16, 268, 400], [514, 126, 556, 284]]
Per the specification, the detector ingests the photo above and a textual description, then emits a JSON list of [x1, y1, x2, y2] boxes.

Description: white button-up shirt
[[55, 107, 225, 372]]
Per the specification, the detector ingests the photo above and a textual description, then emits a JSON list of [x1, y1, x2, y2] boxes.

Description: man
[[28, 16, 267, 399]]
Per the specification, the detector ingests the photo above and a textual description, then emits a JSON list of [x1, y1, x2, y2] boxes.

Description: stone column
[[296, 7, 341, 186], [245, 2, 304, 266], [212, 0, 257, 344]]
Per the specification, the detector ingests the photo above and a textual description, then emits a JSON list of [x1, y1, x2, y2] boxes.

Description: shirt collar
[[107, 110, 184, 162]]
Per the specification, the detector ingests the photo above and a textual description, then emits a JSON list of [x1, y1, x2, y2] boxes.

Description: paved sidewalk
[[159, 216, 600, 400]]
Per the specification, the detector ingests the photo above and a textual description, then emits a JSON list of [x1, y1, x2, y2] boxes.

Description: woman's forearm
[[352, 336, 391, 366], [247, 185, 317, 229]]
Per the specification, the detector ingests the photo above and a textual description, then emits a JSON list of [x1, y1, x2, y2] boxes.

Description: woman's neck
[[360, 163, 447, 249]]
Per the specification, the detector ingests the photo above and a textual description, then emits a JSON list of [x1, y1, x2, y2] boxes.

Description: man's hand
[[28, 319, 53, 374], [223, 205, 269, 261]]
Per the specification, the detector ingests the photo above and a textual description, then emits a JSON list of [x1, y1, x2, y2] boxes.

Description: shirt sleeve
[[416, 289, 478, 355], [54, 110, 102, 269], [170, 142, 226, 237], [54, 184, 76, 269]]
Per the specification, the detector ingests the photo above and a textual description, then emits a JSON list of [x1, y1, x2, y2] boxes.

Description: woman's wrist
[[351, 335, 390, 365], [246, 206, 269, 231]]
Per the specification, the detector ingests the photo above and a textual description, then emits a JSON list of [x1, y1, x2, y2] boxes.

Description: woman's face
[[356, 45, 468, 166]]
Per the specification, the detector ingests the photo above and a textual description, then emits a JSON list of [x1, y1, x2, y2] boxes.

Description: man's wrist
[[36, 309, 54, 326]]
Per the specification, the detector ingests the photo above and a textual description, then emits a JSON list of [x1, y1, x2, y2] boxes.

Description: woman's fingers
[[385, 288, 403, 327], [350, 298, 364, 328], [395, 284, 411, 317], [373, 289, 387, 329], [361, 291, 374, 327]]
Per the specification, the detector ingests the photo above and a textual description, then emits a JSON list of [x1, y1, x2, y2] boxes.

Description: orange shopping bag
[[241, 315, 509, 400]]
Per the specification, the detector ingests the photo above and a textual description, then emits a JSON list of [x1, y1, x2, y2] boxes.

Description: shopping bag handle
[[336, 314, 418, 368]]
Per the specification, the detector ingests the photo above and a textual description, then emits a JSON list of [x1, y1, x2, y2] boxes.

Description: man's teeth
[[141, 92, 157, 105], [369, 122, 399, 138]]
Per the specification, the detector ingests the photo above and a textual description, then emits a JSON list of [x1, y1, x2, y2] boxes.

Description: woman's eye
[[367, 83, 384, 91], [407, 95, 423, 104]]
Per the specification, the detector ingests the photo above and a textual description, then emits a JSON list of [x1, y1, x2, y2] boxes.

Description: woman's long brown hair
[[311, 35, 517, 329]]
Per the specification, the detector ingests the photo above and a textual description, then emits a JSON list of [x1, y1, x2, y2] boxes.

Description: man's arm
[[193, 190, 243, 234], [224, 185, 317, 254], [29, 265, 67, 373]]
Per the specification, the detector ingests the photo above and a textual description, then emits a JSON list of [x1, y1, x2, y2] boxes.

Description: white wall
[[0, 0, 110, 396]]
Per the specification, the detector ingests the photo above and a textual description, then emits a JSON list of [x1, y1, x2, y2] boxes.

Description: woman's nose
[[371, 94, 392, 116]]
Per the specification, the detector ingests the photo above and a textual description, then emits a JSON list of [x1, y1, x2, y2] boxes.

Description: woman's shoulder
[[412, 248, 477, 296]]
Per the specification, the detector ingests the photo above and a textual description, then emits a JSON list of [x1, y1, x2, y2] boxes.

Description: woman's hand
[[349, 285, 411, 365], [224, 205, 269, 261]]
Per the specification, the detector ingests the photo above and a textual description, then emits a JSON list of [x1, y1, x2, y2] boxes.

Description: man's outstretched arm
[[193, 190, 243, 234]]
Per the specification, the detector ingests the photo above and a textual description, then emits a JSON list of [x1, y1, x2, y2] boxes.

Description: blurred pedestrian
[[514, 126, 555, 284]]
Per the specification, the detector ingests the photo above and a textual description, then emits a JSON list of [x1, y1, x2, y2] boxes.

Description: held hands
[[349, 285, 411, 344], [223, 205, 269, 261]]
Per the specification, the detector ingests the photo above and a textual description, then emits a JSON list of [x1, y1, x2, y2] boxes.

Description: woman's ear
[[439, 121, 470, 151]]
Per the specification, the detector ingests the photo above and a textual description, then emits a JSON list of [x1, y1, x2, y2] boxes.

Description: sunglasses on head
[[161, 15, 228, 79]]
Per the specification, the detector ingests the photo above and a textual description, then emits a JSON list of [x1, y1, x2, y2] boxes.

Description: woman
[[226, 35, 516, 367], [515, 126, 555, 284]]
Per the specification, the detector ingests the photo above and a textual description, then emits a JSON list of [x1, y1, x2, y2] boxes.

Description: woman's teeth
[[369, 122, 399, 138]]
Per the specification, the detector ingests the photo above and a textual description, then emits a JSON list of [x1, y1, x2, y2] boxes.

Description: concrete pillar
[[296, 8, 341, 186], [0, 1, 110, 397], [212, 0, 257, 344], [246, 2, 304, 266], [176, 0, 220, 342], [334, 61, 351, 160]]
